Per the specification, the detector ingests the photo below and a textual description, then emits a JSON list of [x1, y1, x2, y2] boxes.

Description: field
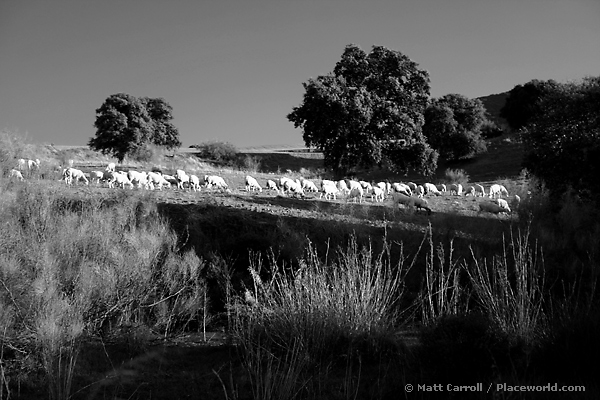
[[1, 134, 599, 400]]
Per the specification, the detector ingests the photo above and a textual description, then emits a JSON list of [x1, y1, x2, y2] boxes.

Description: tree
[[90, 93, 180, 162], [422, 94, 487, 161], [500, 79, 560, 131], [522, 77, 600, 199], [287, 44, 437, 177]]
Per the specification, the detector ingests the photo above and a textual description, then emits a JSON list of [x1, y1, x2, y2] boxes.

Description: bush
[[190, 141, 238, 165], [444, 168, 469, 185], [479, 119, 504, 139]]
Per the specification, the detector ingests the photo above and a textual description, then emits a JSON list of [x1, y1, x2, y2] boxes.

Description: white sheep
[[205, 175, 230, 192], [376, 182, 387, 193], [27, 159, 40, 170], [393, 182, 412, 197], [416, 185, 425, 198], [337, 180, 350, 195], [489, 184, 509, 198], [9, 169, 25, 181], [127, 171, 150, 189], [494, 198, 511, 212], [163, 174, 178, 186], [106, 171, 133, 189], [370, 186, 385, 202], [465, 186, 476, 196], [17, 158, 27, 171], [105, 162, 116, 173], [510, 194, 521, 210], [449, 183, 463, 196], [90, 171, 104, 185], [147, 172, 170, 190], [189, 175, 202, 192], [266, 179, 280, 194], [436, 183, 447, 193], [424, 183, 441, 196], [282, 179, 304, 198], [478, 201, 510, 215], [63, 168, 89, 186], [320, 181, 339, 200], [474, 184, 486, 197], [176, 169, 190, 190], [245, 175, 262, 192], [346, 186, 364, 203], [359, 180, 372, 192], [406, 182, 418, 192], [301, 179, 318, 193]]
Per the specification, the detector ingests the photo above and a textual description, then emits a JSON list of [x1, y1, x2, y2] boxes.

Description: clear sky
[[1, 0, 599, 148]]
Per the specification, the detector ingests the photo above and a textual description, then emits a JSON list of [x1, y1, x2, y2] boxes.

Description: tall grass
[[231, 237, 408, 398], [444, 168, 469, 186], [0, 183, 211, 398]]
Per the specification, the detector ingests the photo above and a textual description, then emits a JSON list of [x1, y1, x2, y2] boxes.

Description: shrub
[[444, 168, 469, 185], [190, 141, 238, 165]]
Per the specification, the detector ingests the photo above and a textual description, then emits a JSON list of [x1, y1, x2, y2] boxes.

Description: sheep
[[106, 171, 133, 189], [127, 171, 150, 189], [176, 169, 190, 190], [163, 174, 178, 186], [359, 180, 372, 192], [370, 186, 385, 202], [17, 158, 27, 171], [63, 168, 89, 186], [510, 194, 521, 210], [301, 179, 318, 193], [424, 183, 442, 196], [494, 198, 511, 212], [346, 186, 364, 203], [478, 201, 510, 215], [27, 159, 40, 170], [474, 184, 486, 197], [489, 184, 509, 198], [392, 182, 412, 197], [376, 182, 387, 193], [189, 175, 202, 192], [416, 185, 425, 198], [89, 171, 104, 185], [465, 186, 476, 196], [282, 179, 304, 198], [347, 180, 362, 191], [322, 179, 336, 188], [320, 181, 339, 200], [266, 179, 280, 194], [147, 171, 171, 190], [245, 175, 262, 192], [337, 180, 350, 195], [205, 175, 230, 192], [390, 192, 432, 215], [105, 162, 116, 173], [436, 183, 447, 193], [449, 183, 463, 196], [406, 182, 418, 192], [9, 169, 25, 181]]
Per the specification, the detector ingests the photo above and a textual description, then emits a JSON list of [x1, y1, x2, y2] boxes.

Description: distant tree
[[190, 141, 238, 165], [90, 93, 180, 162], [522, 77, 600, 199], [500, 79, 560, 131], [287, 44, 437, 177], [422, 94, 487, 161]]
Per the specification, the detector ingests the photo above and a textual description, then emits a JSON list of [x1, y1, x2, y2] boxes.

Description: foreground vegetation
[[1, 132, 599, 399]]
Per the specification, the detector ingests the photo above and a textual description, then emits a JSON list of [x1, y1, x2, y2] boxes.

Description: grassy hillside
[[477, 91, 509, 127]]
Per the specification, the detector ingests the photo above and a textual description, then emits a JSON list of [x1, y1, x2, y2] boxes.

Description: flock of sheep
[[9, 159, 518, 216]]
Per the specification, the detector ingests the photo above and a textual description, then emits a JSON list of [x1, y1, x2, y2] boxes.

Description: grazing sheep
[[436, 183, 447, 193], [474, 184, 486, 197], [424, 183, 442, 196], [106, 171, 133, 189], [301, 179, 318, 193], [494, 198, 511, 212], [449, 183, 463, 196], [105, 162, 116, 173], [189, 175, 202, 192], [147, 171, 170, 190], [489, 184, 509, 198], [176, 169, 190, 190], [63, 168, 89, 186], [376, 182, 387, 193], [390, 192, 432, 215], [478, 201, 510, 215], [245, 175, 262, 192], [510, 194, 521, 210], [406, 182, 418, 192], [17, 158, 27, 171], [9, 169, 25, 181], [27, 159, 40, 170], [127, 171, 149, 189], [266, 179, 280, 194], [370, 186, 385, 202], [359, 180, 372, 192], [416, 185, 425, 198], [205, 175, 230, 192], [163, 174, 178, 186], [347, 180, 362, 192], [90, 171, 104, 185], [320, 182, 339, 200], [465, 186, 476, 196], [346, 186, 364, 203], [392, 183, 412, 197], [337, 180, 350, 195], [283, 179, 304, 198]]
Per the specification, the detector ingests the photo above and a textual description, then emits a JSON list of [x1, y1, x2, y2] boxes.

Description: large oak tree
[[287, 44, 438, 177], [90, 93, 181, 162]]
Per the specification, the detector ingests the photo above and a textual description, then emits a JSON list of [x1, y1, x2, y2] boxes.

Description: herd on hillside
[[8, 159, 519, 216]]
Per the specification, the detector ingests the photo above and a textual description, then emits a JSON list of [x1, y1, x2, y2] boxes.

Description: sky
[[1, 0, 599, 149]]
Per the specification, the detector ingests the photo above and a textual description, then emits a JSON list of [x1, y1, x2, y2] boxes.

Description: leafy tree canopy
[[287, 44, 437, 177], [422, 94, 487, 161], [500, 79, 560, 131], [523, 77, 600, 200], [90, 93, 181, 162]]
